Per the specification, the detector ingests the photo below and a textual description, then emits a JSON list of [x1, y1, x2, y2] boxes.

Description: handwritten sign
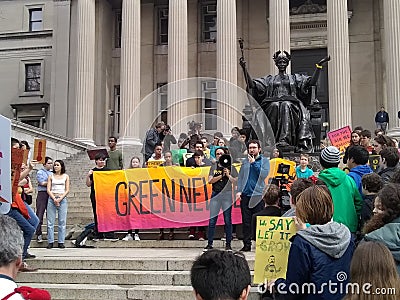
[[87, 148, 109, 160], [146, 160, 165, 168], [254, 217, 297, 284], [11, 148, 24, 206], [0, 115, 11, 214], [33, 139, 46, 163], [327, 126, 352, 153]]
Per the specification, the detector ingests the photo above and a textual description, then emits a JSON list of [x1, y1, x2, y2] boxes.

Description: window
[[158, 8, 168, 45], [201, 3, 217, 42], [157, 83, 168, 124], [29, 8, 43, 31], [202, 81, 217, 130], [115, 12, 122, 48], [25, 64, 41, 92]]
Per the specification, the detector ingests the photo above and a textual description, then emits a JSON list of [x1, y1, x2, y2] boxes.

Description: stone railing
[[11, 120, 88, 161]]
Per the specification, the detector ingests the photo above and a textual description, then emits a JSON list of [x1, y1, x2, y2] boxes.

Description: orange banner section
[[94, 166, 243, 232]]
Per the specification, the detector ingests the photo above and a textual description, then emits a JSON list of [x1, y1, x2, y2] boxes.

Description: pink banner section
[[94, 167, 243, 232]]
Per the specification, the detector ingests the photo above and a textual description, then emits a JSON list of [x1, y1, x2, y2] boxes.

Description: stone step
[[18, 269, 192, 286], [25, 256, 255, 271], [25, 283, 261, 300], [30, 239, 246, 249]]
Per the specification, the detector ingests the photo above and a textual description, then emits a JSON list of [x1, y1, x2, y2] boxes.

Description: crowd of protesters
[[3, 121, 400, 299]]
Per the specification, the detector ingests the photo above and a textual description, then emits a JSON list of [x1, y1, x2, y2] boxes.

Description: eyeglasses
[[216, 153, 223, 156]]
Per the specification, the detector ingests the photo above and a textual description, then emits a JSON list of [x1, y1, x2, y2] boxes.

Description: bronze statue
[[239, 47, 330, 152]]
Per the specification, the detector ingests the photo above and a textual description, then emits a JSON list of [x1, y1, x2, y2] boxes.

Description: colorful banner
[[254, 216, 297, 284], [94, 166, 242, 232], [327, 126, 352, 153], [0, 115, 11, 214]]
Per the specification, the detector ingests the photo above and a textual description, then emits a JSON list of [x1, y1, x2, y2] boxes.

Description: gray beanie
[[320, 146, 340, 164]]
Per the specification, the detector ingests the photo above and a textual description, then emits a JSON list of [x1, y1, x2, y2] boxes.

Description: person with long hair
[[363, 183, 400, 273], [372, 135, 395, 155], [343, 131, 361, 164], [272, 185, 354, 299], [46, 159, 70, 249], [344, 241, 400, 300]]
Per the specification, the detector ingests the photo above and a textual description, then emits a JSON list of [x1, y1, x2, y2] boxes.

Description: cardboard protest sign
[[87, 149, 109, 160], [33, 139, 46, 163], [11, 148, 24, 206], [0, 115, 11, 214], [327, 126, 352, 153], [254, 216, 297, 284], [146, 160, 165, 168]]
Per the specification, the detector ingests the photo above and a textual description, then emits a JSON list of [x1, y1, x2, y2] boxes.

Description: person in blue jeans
[[204, 148, 238, 252], [236, 140, 270, 252], [46, 160, 70, 249]]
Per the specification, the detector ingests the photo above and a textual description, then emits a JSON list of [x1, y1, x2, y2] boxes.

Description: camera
[[270, 163, 292, 212]]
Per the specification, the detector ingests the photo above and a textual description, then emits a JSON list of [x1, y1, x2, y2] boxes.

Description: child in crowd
[[295, 153, 314, 179], [272, 185, 354, 300], [363, 183, 400, 273], [344, 241, 400, 300], [360, 173, 383, 229], [122, 157, 141, 241]]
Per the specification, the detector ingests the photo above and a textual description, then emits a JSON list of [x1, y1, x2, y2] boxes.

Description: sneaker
[[198, 231, 205, 241], [221, 233, 226, 241], [134, 233, 140, 241], [203, 245, 213, 252], [232, 233, 238, 241], [122, 234, 133, 241], [58, 243, 65, 249], [188, 234, 195, 239], [25, 252, 36, 259], [47, 243, 53, 249], [225, 244, 233, 252], [37, 235, 43, 243]]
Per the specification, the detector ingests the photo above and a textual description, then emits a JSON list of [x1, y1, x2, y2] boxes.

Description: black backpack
[[74, 223, 95, 248]]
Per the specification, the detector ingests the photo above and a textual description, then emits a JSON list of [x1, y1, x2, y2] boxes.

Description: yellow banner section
[[254, 216, 297, 284]]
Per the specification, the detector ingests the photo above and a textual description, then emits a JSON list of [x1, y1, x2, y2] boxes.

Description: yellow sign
[[146, 160, 165, 168], [254, 216, 297, 284]]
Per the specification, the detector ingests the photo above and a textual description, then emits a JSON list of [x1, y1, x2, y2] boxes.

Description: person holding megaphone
[[204, 148, 238, 252]]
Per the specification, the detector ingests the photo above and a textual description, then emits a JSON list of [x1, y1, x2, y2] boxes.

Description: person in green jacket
[[318, 146, 362, 234]]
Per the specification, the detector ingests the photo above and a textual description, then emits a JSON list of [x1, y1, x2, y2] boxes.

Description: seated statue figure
[[240, 50, 329, 152]]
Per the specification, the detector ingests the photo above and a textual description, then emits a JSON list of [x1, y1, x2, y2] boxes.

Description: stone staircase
[[19, 247, 261, 300], [24, 149, 262, 300]]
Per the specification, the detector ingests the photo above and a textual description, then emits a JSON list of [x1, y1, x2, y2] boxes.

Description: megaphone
[[219, 154, 232, 168]]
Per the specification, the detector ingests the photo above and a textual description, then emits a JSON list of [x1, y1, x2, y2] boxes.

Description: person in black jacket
[[375, 106, 389, 132]]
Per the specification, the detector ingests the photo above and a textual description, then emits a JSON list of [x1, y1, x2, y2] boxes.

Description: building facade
[[0, 0, 399, 146]]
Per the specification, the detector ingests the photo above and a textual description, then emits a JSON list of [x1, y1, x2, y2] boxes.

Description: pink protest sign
[[327, 126, 352, 153]]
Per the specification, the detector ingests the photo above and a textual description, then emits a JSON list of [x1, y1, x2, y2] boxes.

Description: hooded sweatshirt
[[319, 168, 362, 233], [275, 222, 354, 300], [364, 216, 400, 274], [347, 164, 373, 197]]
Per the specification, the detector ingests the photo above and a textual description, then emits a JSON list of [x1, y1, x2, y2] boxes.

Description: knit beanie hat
[[320, 146, 340, 164]]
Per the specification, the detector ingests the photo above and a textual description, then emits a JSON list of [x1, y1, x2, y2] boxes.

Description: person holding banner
[[271, 185, 354, 300], [204, 148, 238, 252], [236, 140, 270, 252]]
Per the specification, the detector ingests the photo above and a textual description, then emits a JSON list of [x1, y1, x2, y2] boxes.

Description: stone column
[[119, 0, 141, 145], [217, 0, 238, 134], [74, 0, 95, 145], [327, 0, 352, 130], [269, 0, 291, 74], [168, 0, 188, 135], [383, 0, 400, 128]]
